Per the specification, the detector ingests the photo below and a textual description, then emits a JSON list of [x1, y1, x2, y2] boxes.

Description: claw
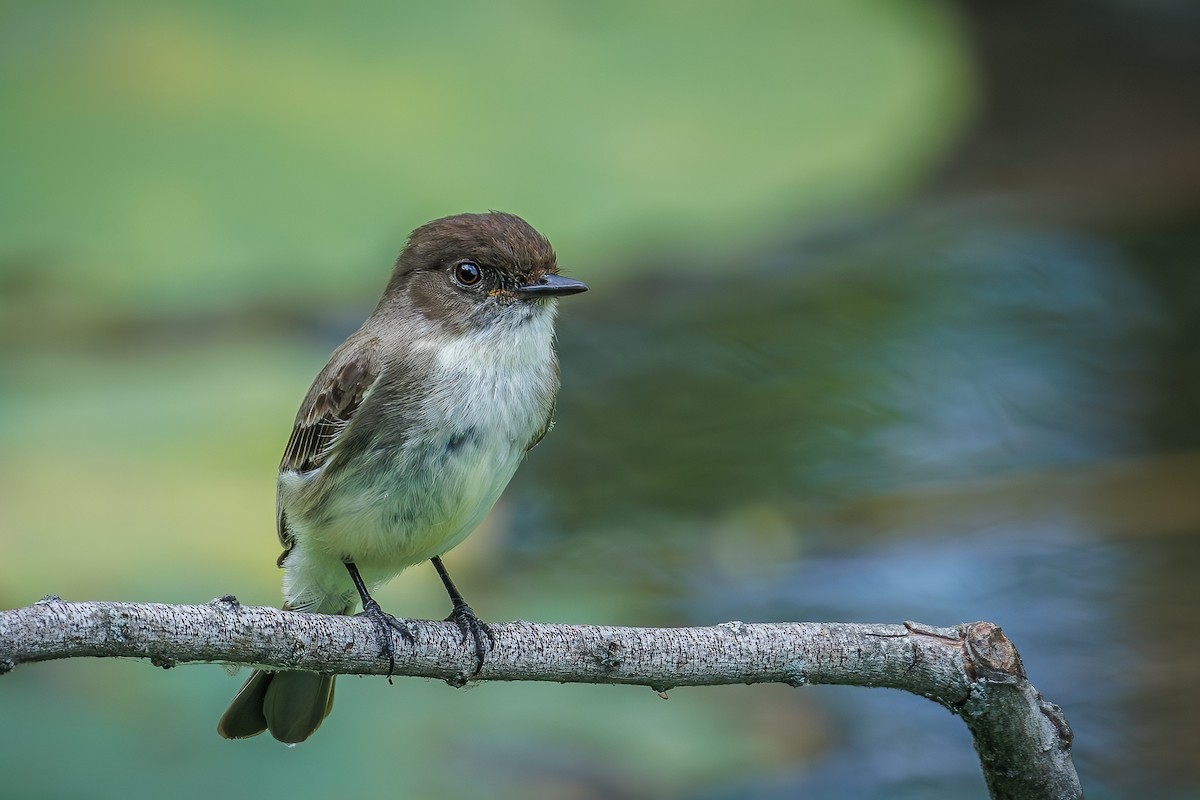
[[429, 556, 495, 675], [446, 601, 494, 675], [357, 597, 415, 675], [345, 561, 416, 675]]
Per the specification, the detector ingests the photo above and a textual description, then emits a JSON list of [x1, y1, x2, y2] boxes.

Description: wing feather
[[276, 336, 383, 552]]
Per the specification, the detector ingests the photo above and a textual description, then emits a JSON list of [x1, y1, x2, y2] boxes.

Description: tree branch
[[0, 596, 1080, 800]]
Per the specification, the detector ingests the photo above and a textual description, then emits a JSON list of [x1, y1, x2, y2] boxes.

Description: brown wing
[[525, 397, 555, 452], [524, 352, 560, 452], [276, 335, 382, 553]]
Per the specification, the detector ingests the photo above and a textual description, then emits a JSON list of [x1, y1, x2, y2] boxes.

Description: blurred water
[[2, 203, 1196, 800], [502, 208, 1200, 798], [0, 213, 1193, 800]]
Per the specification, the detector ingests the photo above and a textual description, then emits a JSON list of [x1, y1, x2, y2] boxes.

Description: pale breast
[[282, 308, 560, 572]]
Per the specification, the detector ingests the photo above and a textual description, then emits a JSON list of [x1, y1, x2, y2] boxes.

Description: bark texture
[[0, 596, 1081, 800]]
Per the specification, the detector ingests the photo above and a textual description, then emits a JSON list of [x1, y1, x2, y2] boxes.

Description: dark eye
[[453, 261, 482, 287]]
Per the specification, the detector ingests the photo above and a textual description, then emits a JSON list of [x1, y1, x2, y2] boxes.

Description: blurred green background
[[2, 1, 1198, 798]]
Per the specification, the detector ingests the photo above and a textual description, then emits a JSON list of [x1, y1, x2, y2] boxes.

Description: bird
[[217, 211, 587, 743]]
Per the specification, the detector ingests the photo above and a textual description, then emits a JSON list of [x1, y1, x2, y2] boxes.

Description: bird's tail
[[217, 669, 335, 743], [219, 561, 359, 742]]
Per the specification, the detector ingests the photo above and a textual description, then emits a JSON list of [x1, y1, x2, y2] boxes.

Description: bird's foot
[[356, 597, 415, 676], [446, 601, 494, 675]]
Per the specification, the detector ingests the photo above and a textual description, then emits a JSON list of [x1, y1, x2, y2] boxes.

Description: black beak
[[514, 273, 589, 298]]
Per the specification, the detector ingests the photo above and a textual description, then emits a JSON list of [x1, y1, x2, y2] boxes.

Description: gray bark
[[0, 596, 1081, 800]]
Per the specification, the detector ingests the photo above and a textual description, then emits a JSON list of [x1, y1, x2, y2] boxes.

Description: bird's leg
[[431, 556, 494, 674], [345, 561, 414, 675]]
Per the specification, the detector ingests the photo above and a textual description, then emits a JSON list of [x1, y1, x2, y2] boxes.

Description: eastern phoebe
[[217, 212, 586, 743]]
